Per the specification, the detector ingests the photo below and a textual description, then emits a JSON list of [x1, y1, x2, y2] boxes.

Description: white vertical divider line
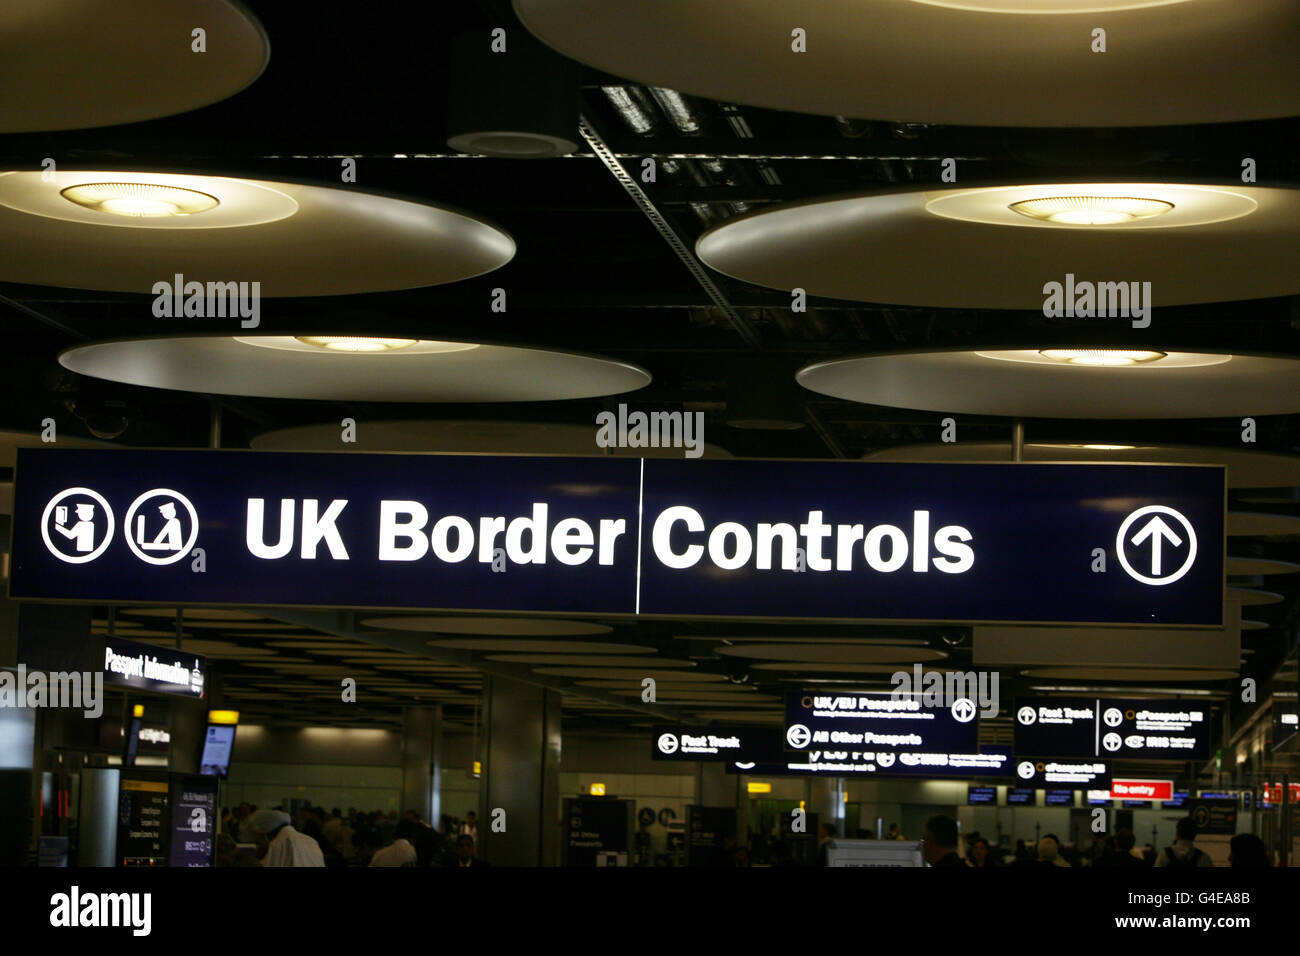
[[635, 457, 646, 615]]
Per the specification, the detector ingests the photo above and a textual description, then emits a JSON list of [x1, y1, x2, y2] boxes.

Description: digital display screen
[[1044, 789, 1074, 806], [967, 786, 997, 805], [199, 724, 235, 777], [1163, 792, 1188, 808], [1006, 788, 1035, 805]]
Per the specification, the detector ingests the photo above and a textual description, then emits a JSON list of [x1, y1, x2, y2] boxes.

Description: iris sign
[[10, 450, 1223, 625]]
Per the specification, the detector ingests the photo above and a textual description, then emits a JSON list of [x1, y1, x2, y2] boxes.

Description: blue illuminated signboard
[[11, 451, 1224, 626], [1044, 789, 1075, 806], [785, 691, 978, 753], [968, 786, 997, 805], [1014, 697, 1211, 760], [727, 746, 1013, 778], [1006, 788, 1035, 805]]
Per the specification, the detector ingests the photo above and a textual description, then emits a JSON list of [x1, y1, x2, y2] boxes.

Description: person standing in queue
[[1155, 818, 1214, 868], [448, 833, 490, 867], [922, 815, 965, 867], [459, 810, 479, 847], [249, 809, 325, 867], [966, 836, 997, 868]]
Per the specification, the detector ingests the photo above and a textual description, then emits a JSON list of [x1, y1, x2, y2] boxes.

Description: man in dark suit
[[446, 833, 491, 867]]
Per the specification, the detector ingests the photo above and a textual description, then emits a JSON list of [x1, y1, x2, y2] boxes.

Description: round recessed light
[[60, 182, 220, 218], [1038, 349, 1167, 366], [1009, 196, 1173, 225], [294, 336, 419, 353]]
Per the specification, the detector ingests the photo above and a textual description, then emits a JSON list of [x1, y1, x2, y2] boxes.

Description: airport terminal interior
[[0, 0, 1299, 879]]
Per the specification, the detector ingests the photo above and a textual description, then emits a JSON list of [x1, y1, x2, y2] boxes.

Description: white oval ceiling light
[[513, 0, 1300, 126], [1009, 196, 1174, 225], [251, 420, 732, 458], [1037, 349, 1167, 366], [696, 183, 1295, 309], [797, 350, 1300, 418], [0, 0, 269, 133], [61, 183, 222, 219], [58, 336, 650, 402], [0, 170, 514, 296]]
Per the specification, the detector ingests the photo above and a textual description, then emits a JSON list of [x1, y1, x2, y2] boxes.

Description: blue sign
[[785, 692, 979, 754], [1014, 697, 1211, 760], [1007, 788, 1035, 805], [1044, 789, 1075, 806], [968, 786, 997, 805], [727, 746, 1013, 778], [10, 450, 1224, 625]]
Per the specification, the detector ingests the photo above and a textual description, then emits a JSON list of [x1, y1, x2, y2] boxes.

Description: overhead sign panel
[[1015, 759, 1111, 789], [11, 450, 1223, 625], [727, 746, 1013, 778], [102, 636, 205, 699], [651, 725, 777, 762], [1014, 697, 1211, 760], [785, 692, 979, 754], [1110, 779, 1174, 801]]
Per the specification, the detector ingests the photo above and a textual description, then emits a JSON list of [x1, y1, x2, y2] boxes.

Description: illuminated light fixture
[[589, 782, 607, 796], [514, 0, 1300, 127], [295, 336, 418, 353], [906, 0, 1193, 13], [132, 704, 145, 718], [747, 782, 772, 794], [472, 761, 482, 777], [1038, 349, 1167, 367], [1010, 196, 1173, 225], [207, 710, 240, 725], [1078, 444, 1136, 451], [61, 182, 219, 218]]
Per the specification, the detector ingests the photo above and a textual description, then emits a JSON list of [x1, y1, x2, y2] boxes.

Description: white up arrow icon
[[1129, 515, 1182, 576], [1116, 505, 1198, 586]]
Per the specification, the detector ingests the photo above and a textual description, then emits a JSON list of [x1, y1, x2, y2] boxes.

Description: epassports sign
[[1014, 696, 1211, 760], [10, 450, 1224, 626]]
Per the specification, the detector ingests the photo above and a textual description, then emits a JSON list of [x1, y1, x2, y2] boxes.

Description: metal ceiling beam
[[577, 114, 762, 349]]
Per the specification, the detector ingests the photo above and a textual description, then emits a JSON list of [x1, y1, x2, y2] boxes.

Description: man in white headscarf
[[248, 809, 325, 867]]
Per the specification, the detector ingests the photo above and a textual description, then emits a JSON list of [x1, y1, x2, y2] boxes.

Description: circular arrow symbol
[[1103, 708, 1123, 727], [1116, 505, 1197, 586], [1017, 761, 1036, 779], [1017, 706, 1037, 726], [786, 723, 812, 749], [656, 733, 679, 755]]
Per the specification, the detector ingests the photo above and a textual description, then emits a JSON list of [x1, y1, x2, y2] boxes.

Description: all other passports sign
[[9, 450, 1224, 625]]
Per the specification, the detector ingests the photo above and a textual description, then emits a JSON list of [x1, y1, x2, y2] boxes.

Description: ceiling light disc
[[59, 337, 650, 402], [797, 350, 1300, 418], [514, 0, 1300, 126], [697, 184, 1295, 309], [0, 0, 269, 133], [0, 171, 515, 295]]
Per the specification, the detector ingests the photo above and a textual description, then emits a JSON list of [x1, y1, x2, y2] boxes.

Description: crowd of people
[[917, 814, 1277, 868], [216, 803, 488, 867]]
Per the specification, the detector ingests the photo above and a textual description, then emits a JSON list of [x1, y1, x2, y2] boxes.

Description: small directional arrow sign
[[1130, 515, 1182, 576], [1116, 505, 1198, 586]]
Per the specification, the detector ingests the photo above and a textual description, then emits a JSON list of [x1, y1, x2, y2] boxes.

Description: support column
[[480, 676, 561, 867], [167, 693, 208, 775], [401, 705, 442, 824], [807, 776, 844, 836], [696, 762, 740, 846]]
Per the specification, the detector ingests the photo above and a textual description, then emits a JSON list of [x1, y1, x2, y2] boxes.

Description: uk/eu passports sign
[[9, 449, 1224, 626]]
